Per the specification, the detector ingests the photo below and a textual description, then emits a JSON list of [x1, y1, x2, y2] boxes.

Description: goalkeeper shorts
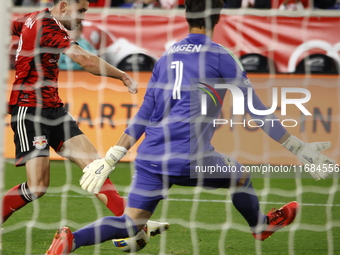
[[127, 158, 244, 213]]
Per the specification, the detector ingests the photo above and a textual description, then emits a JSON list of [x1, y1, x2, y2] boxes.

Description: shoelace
[[268, 208, 285, 224]]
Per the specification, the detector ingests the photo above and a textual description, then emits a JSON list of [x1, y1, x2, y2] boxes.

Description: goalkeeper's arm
[[252, 109, 336, 181], [242, 84, 335, 180], [80, 79, 155, 194]]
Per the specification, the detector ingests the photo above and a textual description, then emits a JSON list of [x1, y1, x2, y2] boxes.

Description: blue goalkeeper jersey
[[125, 33, 286, 176]]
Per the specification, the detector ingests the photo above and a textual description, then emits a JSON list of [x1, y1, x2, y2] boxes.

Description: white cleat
[[145, 220, 169, 237]]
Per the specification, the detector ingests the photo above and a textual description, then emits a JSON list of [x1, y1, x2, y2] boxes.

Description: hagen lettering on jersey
[[167, 44, 202, 54]]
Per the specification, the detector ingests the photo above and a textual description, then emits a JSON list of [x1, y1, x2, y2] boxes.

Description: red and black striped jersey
[[9, 8, 76, 113]]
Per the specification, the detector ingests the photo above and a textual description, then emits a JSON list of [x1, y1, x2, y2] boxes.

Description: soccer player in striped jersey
[[3, 0, 136, 224], [4, 1, 168, 252], [45, 0, 335, 253], [3, 0, 147, 228]]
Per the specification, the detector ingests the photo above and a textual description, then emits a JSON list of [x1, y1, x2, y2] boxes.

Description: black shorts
[[10, 106, 84, 166]]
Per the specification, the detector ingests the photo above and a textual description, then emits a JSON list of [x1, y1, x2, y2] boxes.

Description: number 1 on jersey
[[171, 61, 183, 100]]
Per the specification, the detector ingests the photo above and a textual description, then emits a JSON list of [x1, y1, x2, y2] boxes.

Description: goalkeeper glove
[[80, 146, 127, 194], [282, 135, 335, 180]]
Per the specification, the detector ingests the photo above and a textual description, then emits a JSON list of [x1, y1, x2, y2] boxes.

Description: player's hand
[[122, 72, 138, 94], [282, 136, 336, 180], [80, 158, 114, 194], [80, 146, 127, 194]]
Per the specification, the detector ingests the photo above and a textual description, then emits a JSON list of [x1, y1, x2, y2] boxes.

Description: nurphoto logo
[[198, 83, 312, 128]]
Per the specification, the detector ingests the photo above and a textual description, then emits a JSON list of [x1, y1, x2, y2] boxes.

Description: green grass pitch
[[1, 161, 340, 255]]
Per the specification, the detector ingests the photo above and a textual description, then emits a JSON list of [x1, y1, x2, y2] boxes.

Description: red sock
[[96, 178, 126, 216], [2, 183, 35, 223]]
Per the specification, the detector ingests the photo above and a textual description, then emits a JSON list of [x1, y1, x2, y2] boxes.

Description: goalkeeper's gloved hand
[[282, 135, 336, 180], [80, 146, 127, 194]]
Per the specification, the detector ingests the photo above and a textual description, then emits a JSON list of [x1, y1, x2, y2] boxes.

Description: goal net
[[0, 0, 12, 252], [1, 3, 340, 255]]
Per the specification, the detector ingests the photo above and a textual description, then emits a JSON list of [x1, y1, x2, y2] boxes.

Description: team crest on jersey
[[33, 136, 48, 149]]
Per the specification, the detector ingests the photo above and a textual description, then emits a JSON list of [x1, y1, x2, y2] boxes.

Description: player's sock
[[72, 214, 138, 248], [95, 178, 126, 216], [2, 182, 36, 223], [231, 180, 266, 228]]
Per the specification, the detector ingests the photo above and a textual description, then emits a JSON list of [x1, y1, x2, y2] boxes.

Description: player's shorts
[[10, 106, 84, 166], [127, 156, 244, 213]]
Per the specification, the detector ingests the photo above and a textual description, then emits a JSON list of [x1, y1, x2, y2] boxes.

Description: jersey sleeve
[[218, 46, 287, 142], [124, 65, 158, 140], [11, 16, 26, 36], [244, 87, 287, 141]]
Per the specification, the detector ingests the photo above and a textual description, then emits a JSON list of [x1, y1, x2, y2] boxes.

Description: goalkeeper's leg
[[75, 207, 152, 246], [211, 154, 267, 229], [230, 172, 299, 239], [59, 174, 162, 252], [45, 177, 164, 254], [45, 208, 153, 254], [231, 176, 267, 229]]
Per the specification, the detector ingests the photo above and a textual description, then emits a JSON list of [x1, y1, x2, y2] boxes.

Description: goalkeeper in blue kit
[[45, 0, 336, 253]]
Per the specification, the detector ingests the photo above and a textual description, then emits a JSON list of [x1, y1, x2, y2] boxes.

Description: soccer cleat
[[145, 220, 170, 237], [252, 201, 299, 241], [45, 227, 74, 255]]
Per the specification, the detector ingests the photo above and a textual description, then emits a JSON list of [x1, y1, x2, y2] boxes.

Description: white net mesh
[[2, 4, 340, 255], [0, 0, 12, 253]]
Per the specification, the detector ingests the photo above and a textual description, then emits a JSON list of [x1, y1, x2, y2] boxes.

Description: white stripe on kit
[[20, 183, 32, 202], [17, 106, 30, 152]]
